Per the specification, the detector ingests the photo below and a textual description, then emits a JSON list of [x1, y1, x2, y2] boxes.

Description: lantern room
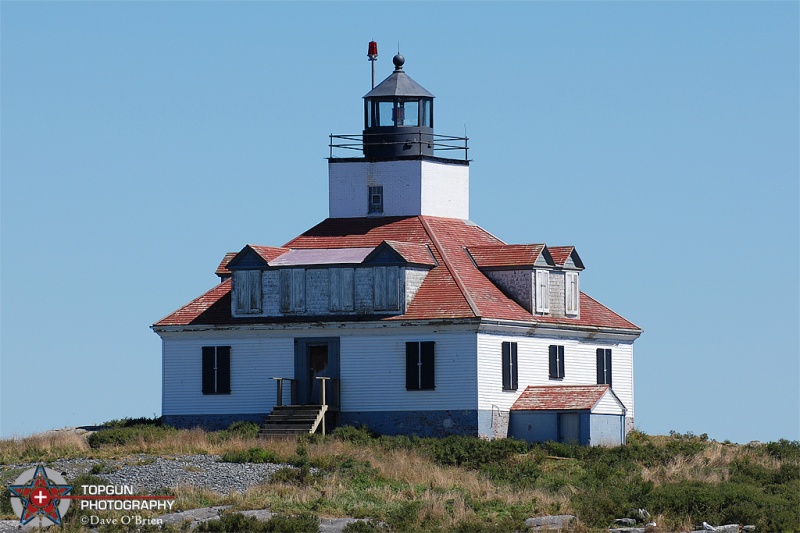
[[362, 54, 434, 158]]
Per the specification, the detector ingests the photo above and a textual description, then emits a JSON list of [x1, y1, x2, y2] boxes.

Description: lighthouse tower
[[328, 53, 470, 220]]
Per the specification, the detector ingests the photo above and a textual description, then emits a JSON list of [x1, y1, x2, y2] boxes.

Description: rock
[[715, 525, 741, 533], [609, 528, 645, 533], [742, 526, 755, 532], [526, 514, 577, 530], [158, 505, 231, 526], [615, 518, 637, 526]]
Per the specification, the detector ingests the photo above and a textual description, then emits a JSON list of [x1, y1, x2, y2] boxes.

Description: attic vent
[[368, 186, 383, 214]]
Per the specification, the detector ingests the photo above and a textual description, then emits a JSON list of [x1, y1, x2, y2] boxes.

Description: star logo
[[9, 465, 72, 526]]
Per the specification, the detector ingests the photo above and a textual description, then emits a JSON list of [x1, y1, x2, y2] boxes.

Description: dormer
[[227, 241, 436, 319], [468, 244, 585, 318], [226, 245, 289, 317]]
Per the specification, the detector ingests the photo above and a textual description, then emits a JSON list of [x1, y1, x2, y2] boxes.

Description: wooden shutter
[[247, 271, 261, 312], [331, 268, 355, 312], [217, 346, 231, 393], [374, 267, 386, 310], [292, 269, 305, 311], [549, 345, 558, 379], [280, 270, 292, 312], [420, 341, 435, 390], [502, 342, 512, 390], [342, 268, 354, 310], [565, 272, 579, 315], [202, 347, 215, 394], [536, 270, 550, 313], [558, 346, 565, 378], [597, 348, 612, 386], [406, 342, 419, 390], [510, 342, 518, 390], [386, 267, 400, 310]]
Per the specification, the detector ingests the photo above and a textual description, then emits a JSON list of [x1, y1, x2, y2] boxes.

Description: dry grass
[[0, 430, 90, 463]]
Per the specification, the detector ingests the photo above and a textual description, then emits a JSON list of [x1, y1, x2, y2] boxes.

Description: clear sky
[[1, 2, 798, 443]]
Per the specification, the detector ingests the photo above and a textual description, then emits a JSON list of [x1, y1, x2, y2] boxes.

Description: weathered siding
[[589, 414, 626, 446], [548, 270, 566, 317], [161, 333, 294, 417], [339, 330, 478, 412], [484, 270, 533, 312], [477, 333, 635, 436]]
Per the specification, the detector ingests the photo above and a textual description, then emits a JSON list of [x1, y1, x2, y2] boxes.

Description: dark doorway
[[294, 337, 340, 407]]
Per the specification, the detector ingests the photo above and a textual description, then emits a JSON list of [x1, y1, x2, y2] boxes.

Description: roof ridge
[[418, 216, 480, 318]]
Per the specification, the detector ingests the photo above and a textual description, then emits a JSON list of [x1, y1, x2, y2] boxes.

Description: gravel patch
[[2, 454, 288, 495]]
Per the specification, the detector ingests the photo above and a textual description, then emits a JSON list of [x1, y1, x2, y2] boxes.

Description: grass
[[0, 423, 798, 532]]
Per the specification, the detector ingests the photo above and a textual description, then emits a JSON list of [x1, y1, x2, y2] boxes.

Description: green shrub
[[196, 512, 319, 532], [342, 519, 387, 533], [221, 447, 279, 464], [423, 435, 529, 469], [102, 416, 163, 428], [87, 425, 175, 448], [331, 425, 374, 445], [225, 420, 261, 439], [271, 465, 316, 485]]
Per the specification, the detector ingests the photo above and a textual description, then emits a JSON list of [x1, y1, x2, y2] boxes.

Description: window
[[374, 266, 400, 311], [535, 270, 550, 313], [368, 186, 383, 214], [234, 270, 262, 314], [565, 272, 579, 316], [202, 346, 231, 394], [329, 268, 355, 311], [549, 345, 565, 379], [406, 341, 435, 390], [597, 348, 612, 386], [280, 269, 306, 312], [502, 342, 518, 391]]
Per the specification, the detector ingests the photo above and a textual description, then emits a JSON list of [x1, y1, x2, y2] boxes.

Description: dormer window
[[565, 272, 580, 316], [535, 270, 550, 314], [234, 270, 262, 314], [368, 186, 383, 214]]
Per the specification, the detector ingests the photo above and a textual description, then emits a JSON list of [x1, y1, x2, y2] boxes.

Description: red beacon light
[[367, 41, 378, 60]]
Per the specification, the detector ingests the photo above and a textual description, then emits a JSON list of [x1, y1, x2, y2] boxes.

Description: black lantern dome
[[362, 54, 434, 158]]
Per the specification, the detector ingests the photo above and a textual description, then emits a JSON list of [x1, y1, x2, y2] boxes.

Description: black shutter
[[502, 342, 511, 390], [202, 347, 215, 394], [217, 346, 231, 393], [549, 345, 558, 379], [420, 341, 435, 390], [557, 346, 565, 378], [597, 348, 611, 385], [510, 342, 518, 390], [406, 342, 419, 390], [605, 349, 612, 387]]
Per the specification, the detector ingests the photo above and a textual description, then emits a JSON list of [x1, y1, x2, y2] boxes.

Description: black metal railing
[[329, 132, 469, 161]]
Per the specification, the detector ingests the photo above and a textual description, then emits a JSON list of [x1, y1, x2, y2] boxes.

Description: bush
[[271, 465, 316, 485], [102, 416, 163, 428], [422, 435, 529, 469], [342, 519, 387, 533], [221, 447, 279, 464], [87, 425, 175, 448], [195, 512, 319, 532], [331, 425, 374, 445]]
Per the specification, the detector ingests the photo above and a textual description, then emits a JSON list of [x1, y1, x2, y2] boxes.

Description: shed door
[[558, 413, 580, 443]]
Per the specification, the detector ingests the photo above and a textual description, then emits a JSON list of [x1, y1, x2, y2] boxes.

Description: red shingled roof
[[154, 216, 640, 331], [511, 385, 613, 411], [466, 244, 546, 268], [215, 253, 237, 277], [548, 246, 574, 267]]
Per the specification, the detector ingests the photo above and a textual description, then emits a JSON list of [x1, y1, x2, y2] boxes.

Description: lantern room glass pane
[[400, 100, 419, 126], [378, 101, 394, 126], [421, 99, 431, 127]]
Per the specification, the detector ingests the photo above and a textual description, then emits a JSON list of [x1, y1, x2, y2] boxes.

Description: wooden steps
[[259, 405, 328, 437]]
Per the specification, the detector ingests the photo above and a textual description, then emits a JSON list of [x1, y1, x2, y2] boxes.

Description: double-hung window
[[202, 346, 231, 394], [549, 345, 565, 379], [596, 348, 612, 386], [535, 270, 550, 313], [502, 342, 518, 391], [406, 341, 435, 390]]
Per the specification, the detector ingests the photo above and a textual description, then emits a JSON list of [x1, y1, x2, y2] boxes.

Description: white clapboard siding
[[162, 334, 293, 415], [338, 330, 477, 412], [594, 389, 626, 416], [477, 333, 635, 421]]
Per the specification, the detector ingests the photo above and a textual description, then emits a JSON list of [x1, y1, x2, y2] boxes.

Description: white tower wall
[[329, 159, 469, 219]]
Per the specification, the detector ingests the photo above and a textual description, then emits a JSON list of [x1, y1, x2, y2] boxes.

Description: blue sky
[[1, 2, 797, 443]]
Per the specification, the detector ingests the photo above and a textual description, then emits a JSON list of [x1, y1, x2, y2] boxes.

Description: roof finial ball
[[393, 53, 405, 71]]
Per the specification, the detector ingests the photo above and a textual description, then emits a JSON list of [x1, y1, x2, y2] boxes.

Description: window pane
[[378, 101, 394, 126], [400, 100, 419, 126]]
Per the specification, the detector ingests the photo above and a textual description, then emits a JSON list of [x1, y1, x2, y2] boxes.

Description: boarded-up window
[[235, 270, 262, 314], [280, 269, 306, 312], [535, 270, 550, 313], [502, 342, 518, 391], [202, 346, 231, 394], [597, 348, 612, 386], [374, 266, 400, 311], [330, 268, 355, 311], [549, 345, 565, 379], [565, 272, 579, 316], [368, 185, 384, 214], [406, 341, 435, 390]]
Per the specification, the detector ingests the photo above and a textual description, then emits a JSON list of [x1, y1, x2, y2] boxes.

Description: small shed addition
[[509, 385, 627, 446]]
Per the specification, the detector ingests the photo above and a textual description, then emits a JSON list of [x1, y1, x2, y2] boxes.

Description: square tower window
[[368, 186, 384, 214]]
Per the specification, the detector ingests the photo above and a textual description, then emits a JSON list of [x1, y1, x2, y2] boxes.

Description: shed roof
[[511, 385, 618, 411], [269, 247, 373, 266]]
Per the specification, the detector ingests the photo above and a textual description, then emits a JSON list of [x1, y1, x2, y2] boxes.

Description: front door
[[558, 412, 580, 443], [294, 337, 340, 406]]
